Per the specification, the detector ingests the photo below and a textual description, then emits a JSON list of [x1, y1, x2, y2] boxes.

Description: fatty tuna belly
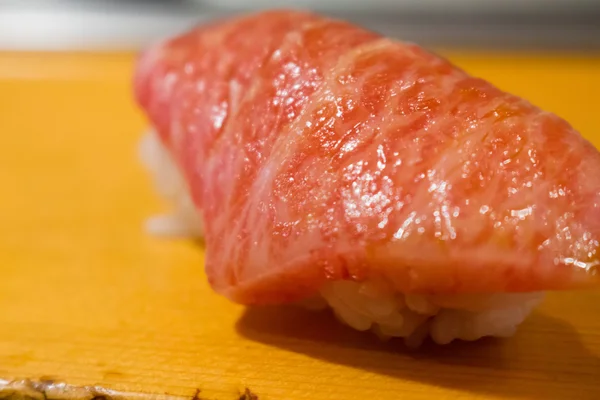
[[134, 12, 600, 306], [200, 47, 600, 305]]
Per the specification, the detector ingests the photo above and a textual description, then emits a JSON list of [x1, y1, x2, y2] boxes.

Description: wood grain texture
[[0, 51, 599, 400]]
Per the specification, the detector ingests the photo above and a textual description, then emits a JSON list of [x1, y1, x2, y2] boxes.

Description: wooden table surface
[[0, 51, 599, 400]]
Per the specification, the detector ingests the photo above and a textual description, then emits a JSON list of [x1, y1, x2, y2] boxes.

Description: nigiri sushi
[[134, 10, 600, 347]]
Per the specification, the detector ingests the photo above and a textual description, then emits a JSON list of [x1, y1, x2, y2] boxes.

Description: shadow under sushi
[[235, 303, 600, 399]]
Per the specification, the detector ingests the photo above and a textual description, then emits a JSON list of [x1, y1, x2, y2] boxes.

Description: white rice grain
[[320, 279, 543, 347], [139, 130, 204, 238]]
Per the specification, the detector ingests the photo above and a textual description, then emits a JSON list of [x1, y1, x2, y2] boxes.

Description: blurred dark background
[[1, 0, 599, 51]]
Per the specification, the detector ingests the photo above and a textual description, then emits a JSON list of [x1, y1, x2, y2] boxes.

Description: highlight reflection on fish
[[134, 10, 600, 347]]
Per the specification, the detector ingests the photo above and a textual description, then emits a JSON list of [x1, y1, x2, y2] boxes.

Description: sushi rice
[[139, 130, 544, 347]]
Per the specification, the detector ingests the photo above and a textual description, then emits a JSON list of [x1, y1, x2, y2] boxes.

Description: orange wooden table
[[1, 51, 599, 400]]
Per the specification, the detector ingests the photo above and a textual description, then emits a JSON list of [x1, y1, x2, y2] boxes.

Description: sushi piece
[[134, 10, 600, 346]]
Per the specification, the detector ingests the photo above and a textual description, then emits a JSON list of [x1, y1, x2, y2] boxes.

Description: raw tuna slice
[[134, 10, 600, 346]]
